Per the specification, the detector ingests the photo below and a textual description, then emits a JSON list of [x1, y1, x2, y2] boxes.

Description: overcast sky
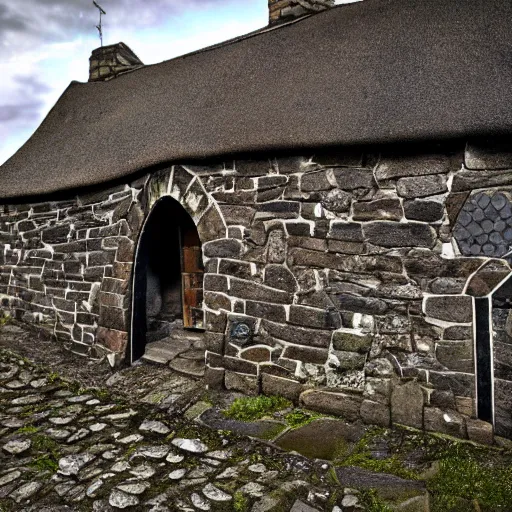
[[0, 0, 358, 165]]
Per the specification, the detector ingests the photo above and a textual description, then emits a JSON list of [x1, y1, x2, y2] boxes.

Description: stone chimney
[[269, 0, 335, 25], [89, 42, 144, 82]]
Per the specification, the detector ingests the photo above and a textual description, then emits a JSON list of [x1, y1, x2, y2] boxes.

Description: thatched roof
[[1, 0, 511, 199]]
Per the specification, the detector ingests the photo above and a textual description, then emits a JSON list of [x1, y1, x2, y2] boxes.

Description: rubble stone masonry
[[1, 138, 512, 442]]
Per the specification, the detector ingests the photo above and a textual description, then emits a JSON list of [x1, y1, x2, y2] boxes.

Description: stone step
[[169, 357, 205, 379], [142, 338, 193, 365]]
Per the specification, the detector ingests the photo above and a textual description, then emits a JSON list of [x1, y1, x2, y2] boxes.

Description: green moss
[[340, 452, 419, 481], [15, 425, 38, 434], [92, 388, 110, 401], [284, 409, 322, 429], [28, 434, 60, 475], [335, 428, 419, 481], [222, 395, 292, 422], [358, 490, 393, 512], [233, 491, 249, 512], [47, 372, 60, 384], [428, 453, 512, 511], [29, 454, 59, 473]]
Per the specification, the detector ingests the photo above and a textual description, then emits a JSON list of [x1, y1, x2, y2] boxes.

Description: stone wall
[[0, 183, 144, 364], [2, 139, 512, 442]]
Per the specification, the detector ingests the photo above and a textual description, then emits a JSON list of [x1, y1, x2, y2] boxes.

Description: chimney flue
[[269, 0, 335, 25]]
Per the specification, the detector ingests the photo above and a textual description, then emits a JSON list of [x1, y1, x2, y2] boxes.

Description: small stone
[[46, 428, 71, 440], [205, 450, 230, 460], [86, 479, 104, 497], [169, 469, 188, 480], [1, 418, 24, 428], [54, 481, 75, 496], [188, 466, 215, 478], [202, 483, 232, 502], [180, 478, 208, 488], [117, 434, 144, 444], [10, 481, 42, 503], [0, 364, 18, 380], [342, 495, 360, 508], [117, 481, 151, 495], [86, 399, 101, 405], [129, 463, 156, 479], [248, 463, 267, 474], [239, 482, 265, 497], [171, 438, 209, 453], [202, 458, 221, 467], [104, 409, 138, 421], [30, 378, 47, 388], [135, 445, 169, 459], [6, 380, 25, 389], [103, 450, 120, 460], [289, 500, 320, 512], [67, 428, 90, 443], [59, 453, 96, 476], [217, 467, 239, 479], [3, 439, 31, 455], [166, 452, 185, 463], [54, 389, 73, 397], [109, 489, 140, 508], [78, 465, 103, 481], [89, 423, 107, 432], [191, 492, 211, 510], [0, 470, 21, 487], [50, 416, 74, 425], [95, 404, 117, 412], [257, 470, 279, 484], [12, 394, 43, 405], [139, 420, 170, 435], [111, 461, 131, 472], [67, 394, 93, 403]]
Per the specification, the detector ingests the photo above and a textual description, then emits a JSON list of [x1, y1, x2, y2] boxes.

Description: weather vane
[[93, 1, 106, 47]]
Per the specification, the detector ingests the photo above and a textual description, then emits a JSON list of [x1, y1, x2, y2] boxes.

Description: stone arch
[[130, 166, 228, 363]]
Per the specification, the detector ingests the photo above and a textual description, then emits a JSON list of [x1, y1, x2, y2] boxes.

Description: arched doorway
[[131, 196, 205, 369]]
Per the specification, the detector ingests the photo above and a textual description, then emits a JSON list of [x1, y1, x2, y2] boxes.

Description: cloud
[[0, 102, 43, 122], [0, 0, 227, 54], [0, 0, 266, 164], [13, 75, 52, 95]]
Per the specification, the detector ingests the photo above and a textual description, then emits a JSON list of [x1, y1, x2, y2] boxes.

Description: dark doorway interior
[[131, 197, 204, 363]]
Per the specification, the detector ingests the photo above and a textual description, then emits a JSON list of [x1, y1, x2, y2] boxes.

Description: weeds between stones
[[222, 395, 292, 422]]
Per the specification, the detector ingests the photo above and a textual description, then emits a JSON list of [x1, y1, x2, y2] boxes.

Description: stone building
[[0, 0, 511, 444]]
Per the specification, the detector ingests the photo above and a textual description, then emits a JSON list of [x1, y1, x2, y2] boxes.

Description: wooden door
[[181, 228, 204, 330]]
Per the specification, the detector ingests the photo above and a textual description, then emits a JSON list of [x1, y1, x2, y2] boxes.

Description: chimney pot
[[89, 42, 143, 82], [269, 0, 335, 25]]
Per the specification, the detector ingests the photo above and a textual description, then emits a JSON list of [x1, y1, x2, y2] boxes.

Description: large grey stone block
[[424, 295, 472, 323], [391, 380, 424, 429], [376, 153, 452, 180], [353, 198, 403, 221], [300, 389, 363, 421], [397, 175, 447, 198], [363, 222, 436, 248]]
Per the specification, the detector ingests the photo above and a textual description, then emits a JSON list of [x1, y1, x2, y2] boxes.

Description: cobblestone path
[[0, 349, 354, 511]]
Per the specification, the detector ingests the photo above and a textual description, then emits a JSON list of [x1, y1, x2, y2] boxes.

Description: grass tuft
[[222, 395, 292, 422]]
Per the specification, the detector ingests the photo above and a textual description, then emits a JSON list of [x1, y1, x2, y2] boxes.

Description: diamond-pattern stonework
[[454, 191, 512, 257]]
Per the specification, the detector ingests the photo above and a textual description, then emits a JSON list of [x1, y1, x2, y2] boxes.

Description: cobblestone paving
[[0, 349, 357, 511]]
